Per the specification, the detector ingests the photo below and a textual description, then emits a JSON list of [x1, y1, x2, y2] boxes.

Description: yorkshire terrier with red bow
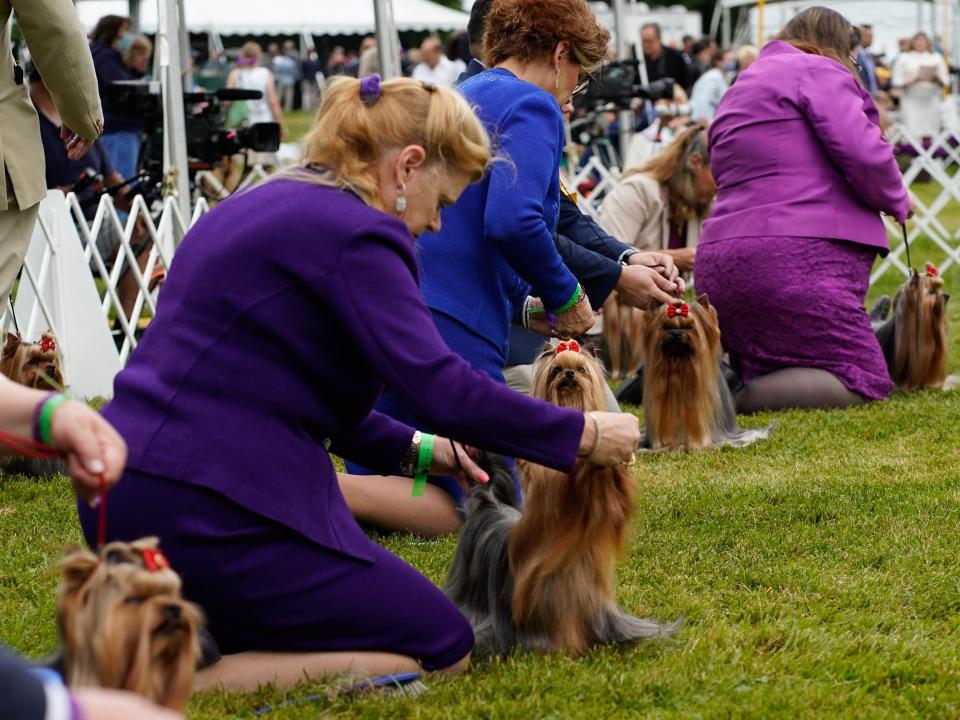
[[54, 537, 202, 711], [872, 263, 952, 390], [0, 330, 67, 477], [445, 340, 677, 656], [640, 296, 772, 450]]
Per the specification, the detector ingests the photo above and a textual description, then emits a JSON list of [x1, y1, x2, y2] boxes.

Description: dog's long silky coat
[[445, 345, 677, 656]]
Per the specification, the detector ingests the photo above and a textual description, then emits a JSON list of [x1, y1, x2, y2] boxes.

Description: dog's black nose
[[564, 369, 576, 380], [669, 330, 686, 341], [164, 604, 182, 621]]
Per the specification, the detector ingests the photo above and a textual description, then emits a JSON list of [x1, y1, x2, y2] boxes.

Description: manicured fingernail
[[89, 496, 101, 509], [480, 473, 489, 484], [86, 458, 105, 474]]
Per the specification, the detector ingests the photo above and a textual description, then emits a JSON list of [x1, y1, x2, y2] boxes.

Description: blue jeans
[[99, 131, 141, 181]]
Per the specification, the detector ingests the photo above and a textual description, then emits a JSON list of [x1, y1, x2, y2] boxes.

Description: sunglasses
[[572, 76, 591, 97]]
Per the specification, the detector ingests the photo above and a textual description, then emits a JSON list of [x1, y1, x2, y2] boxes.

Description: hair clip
[[41, 337, 55, 353], [926, 263, 939, 277], [141, 548, 170, 572], [420, 80, 437, 93], [359, 74, 382, 107], [556, 340, 581, 354], [667, 304, 689, 318]]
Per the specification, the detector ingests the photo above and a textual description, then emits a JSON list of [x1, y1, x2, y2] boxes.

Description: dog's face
[[530, 341, 607, 412], [641, 295, 720, 362], [57, 537, 201, 711], [1, 330, 63, 390]]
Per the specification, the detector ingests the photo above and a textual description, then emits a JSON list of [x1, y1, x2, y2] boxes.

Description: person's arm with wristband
[[0, 377, 126, 501]]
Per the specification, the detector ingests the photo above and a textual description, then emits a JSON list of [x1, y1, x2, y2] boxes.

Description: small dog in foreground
[[872, 264, 953, 390], [445, 340, 678, 656], [54, 537, 202, 712], [640, 295, 773, 451], [0, 330, 67, 476]]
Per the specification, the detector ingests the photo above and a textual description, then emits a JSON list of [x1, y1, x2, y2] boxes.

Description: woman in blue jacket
[[345, 0, 612, 528]]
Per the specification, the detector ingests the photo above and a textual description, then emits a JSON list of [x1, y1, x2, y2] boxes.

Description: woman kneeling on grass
[[694, 7, 911, 413], [77, 76, 640, 691]]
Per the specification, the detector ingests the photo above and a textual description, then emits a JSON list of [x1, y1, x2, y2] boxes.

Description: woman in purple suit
[[695, 7, 911, 413], [77, 76, 640, 692]]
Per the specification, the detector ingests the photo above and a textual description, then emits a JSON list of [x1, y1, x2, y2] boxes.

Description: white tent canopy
[[76, 0, 470, 35]]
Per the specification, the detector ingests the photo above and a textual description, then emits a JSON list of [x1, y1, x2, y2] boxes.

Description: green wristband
[[412, 433, 435, 497], [552, 284, 584, 315], [38, 394, 67, 446]]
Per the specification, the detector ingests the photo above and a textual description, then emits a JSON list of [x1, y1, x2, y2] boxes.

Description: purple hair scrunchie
[[359, 74, 382, 107]]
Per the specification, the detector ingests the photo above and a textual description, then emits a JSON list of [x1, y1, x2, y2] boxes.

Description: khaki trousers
[[0, 195, 39, 300]]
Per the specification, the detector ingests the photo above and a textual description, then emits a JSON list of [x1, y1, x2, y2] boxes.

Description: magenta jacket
[[701, 41, 910, 254]]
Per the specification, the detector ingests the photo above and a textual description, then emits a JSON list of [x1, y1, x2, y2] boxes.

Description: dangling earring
[[554, 66, 560, 90], [395, 183, 407, 214]]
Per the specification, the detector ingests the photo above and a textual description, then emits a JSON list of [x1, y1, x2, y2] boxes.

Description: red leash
[[0, 429, 108, 547]]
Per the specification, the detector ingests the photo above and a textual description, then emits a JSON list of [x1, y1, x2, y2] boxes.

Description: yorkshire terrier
[[601, 293, 645, 381], [54, 537, 202, 712], [0, 330, 66, 476], [872, 264, 952, 390], [445, 340, 676, 656], [1, 330, 63, 390], [640, 296, 771, 450]]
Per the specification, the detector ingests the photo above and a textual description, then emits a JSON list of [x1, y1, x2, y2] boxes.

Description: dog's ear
[[646, 298, 663, 315], [696, 293, 711, 309], [909, 270, 921, 288], [57, 548, 99, 596], [2, 332, 20, 358]]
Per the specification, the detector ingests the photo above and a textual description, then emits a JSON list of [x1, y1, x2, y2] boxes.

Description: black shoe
[[720, 361, 744, 396], [614, 369, 645, 405], [869, 295, 891, 323]]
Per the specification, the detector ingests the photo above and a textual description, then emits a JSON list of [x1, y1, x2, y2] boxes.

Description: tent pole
[[612, 0, 631, 163], [157, 0, 191, 228], [757, 0, 766, 47], [128, 0, 140, 32], [372, 0, 402, 79], [723, 5, 731, 48], [709, 0, 722, 41]]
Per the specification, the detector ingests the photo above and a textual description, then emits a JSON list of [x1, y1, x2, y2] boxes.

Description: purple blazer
[[701, 41, 910, 253], [102, 180, 584, 562]]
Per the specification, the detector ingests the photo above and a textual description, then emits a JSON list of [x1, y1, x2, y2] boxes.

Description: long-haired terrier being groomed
[[640, 296, 772, 451], [55, 537, 202, 712], [872, 264, 953, 390], [445, 340, 677, 656]]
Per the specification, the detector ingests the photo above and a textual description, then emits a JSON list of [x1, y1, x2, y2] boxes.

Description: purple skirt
[[77, 470, 473, 670], [695, 236, 893, 401]]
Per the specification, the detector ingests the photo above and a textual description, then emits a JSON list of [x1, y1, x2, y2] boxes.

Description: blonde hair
[[124, 34, 152, 61], [287, 76, 491, 209], [241, 41, 262, 60], [624, 125, 712, 223]]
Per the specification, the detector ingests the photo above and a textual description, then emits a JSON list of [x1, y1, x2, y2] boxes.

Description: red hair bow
[[142, 548, 170, 572], [556, 340, 581, 354], [926, 263, 939, 277], [667, 304, 689, 318], [41, 337, 55, 353]]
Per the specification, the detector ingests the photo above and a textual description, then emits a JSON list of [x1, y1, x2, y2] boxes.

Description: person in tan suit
[[0, 0, 103, 299]]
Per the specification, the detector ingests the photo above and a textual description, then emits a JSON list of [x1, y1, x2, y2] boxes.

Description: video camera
[[574, 60, 676, 112], [104, 80, 281, 170]]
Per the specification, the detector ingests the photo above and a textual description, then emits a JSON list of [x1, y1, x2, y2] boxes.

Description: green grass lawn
[[2, 168, 959, 718]]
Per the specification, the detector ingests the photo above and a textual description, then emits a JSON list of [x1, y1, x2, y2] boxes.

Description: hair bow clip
[[667, 304, 689, 318], [141, 548, 170, 572], [41, 337, 55, 353], [926, 263, 939, 277], [556, 339, 581, 354], [359, 74, 382, 107]]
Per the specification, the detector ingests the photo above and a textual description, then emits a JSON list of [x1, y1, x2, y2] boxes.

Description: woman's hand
[[665, 247, 696, 274], [616, 265, 683, 308], [430, 437, 489, 496], [628, 251, 685, 290], [48, 401, 127, 503], [578, 411, 639, 466], [552, 290, 595, 337]]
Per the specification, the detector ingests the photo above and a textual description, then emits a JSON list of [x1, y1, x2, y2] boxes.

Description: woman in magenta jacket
[[695, 7, 910, 413]]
